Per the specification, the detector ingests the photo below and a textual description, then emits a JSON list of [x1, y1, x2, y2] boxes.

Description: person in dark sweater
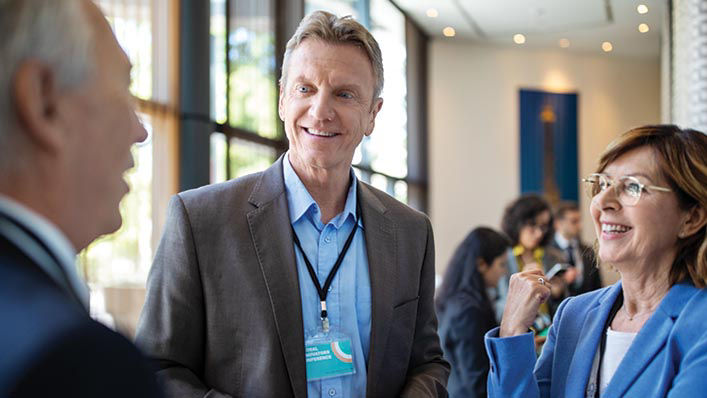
[[436, 227, 511, 398]]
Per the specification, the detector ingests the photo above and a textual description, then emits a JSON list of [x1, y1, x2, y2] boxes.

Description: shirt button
[[324, 236, 331, 243], [328, 388, 336, 396]]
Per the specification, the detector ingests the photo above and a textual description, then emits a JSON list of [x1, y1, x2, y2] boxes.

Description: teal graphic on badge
[[331, 341, 352, 363], [305, 339, 355, 381]]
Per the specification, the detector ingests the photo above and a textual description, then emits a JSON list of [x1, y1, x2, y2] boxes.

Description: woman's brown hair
[[596, 125, 707, 287]]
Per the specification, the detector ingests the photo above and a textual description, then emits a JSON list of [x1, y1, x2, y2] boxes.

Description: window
[[209, 0, 286, 183], [81, 0, 179, 335]]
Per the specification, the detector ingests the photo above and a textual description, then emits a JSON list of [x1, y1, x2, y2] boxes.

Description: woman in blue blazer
[[485, 125, 707, 397]]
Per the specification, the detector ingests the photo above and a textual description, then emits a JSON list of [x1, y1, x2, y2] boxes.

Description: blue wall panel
[[519, 89, 578, 202]]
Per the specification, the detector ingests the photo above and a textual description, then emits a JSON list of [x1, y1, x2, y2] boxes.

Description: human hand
[[499, 269, 552, 337], [549, 275, 567, 298], [563, 267, 578, 284]]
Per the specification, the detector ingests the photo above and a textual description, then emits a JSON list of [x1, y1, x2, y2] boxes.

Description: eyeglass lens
[[585, 175, 642, 206]]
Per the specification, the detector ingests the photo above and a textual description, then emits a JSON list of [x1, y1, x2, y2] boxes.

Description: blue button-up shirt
[[283, 155, 371, 398]]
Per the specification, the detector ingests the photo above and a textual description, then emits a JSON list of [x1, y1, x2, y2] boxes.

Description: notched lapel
[[358, 184, 396, 397], [246, 157, 307, 398]]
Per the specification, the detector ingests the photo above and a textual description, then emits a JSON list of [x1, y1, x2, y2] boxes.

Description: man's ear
[[679, 205, 707, 239], [364, 97, 383, 137], [12, 60, 64, 152]]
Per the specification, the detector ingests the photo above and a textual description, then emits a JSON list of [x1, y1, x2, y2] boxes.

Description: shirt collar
[[283, 152, 361, 229], [554, 232, 576, 249], [0, 194, 89, 309]]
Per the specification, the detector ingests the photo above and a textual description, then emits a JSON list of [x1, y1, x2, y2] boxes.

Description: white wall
[[428, 40, 661, 282]]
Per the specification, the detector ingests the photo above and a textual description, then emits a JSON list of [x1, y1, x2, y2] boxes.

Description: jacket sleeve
[[668, 331, 707, 396], [134, 195, 233, 398], [485, 297, 571, 398], [400, 217, 451, 397]]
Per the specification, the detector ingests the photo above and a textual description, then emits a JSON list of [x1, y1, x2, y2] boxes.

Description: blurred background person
[[486, 125, 707, 397], [497, 195, 566, 331], [436, 227, 510, 398], [551, 201, 602, 296], [0, 0, 161, 396]]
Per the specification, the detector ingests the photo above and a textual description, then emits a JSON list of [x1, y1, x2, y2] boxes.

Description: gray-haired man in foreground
[[0, 0, 161, 396]]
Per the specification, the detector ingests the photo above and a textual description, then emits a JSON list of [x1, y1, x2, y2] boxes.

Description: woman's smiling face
[[590, 146, 684, 269]]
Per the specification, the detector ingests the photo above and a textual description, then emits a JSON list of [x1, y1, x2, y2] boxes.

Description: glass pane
[[78, 114, 153, 286], [211, 0, 228, 123], [353, 166, 371, 184], [229, 138, 277, 178], [394, 180, 408, 203], [365, 0, 407, 178], [210, 132, 228, 183], [95, 0, 153, 100], [228, 0, 278, 139], [370, 173, 388, 193]]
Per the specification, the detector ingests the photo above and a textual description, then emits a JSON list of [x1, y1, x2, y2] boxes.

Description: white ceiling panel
[[394, 0, 665, 57], [458, 0, 608, 37]]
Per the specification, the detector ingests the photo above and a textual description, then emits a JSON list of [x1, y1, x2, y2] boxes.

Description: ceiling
[[393, 0, 665, 57]]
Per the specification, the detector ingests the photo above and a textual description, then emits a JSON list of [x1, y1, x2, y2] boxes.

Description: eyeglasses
[[526, 220, 550, 233], [581, 173, 672, 206]]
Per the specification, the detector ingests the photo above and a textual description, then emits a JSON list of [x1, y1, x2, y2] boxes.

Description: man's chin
[[94, 211, 123, 242]]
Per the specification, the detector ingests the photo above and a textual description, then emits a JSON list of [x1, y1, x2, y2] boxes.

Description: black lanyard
[[594, 291, 624, 398], [290, 196, 361, 333]]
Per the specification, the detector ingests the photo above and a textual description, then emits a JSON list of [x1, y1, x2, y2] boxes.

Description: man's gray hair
[[280, 10, 384, 100], [0, 0, 94, 164]]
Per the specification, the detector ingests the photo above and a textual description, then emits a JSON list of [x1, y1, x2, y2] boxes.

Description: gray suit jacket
[[135, 157, 449, 397]]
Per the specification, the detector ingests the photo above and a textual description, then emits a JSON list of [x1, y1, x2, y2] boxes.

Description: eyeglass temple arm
[[646, 185, 672, 192]]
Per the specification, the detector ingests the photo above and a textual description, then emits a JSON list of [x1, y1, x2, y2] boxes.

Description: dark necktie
[[566, 244, 576, 266]]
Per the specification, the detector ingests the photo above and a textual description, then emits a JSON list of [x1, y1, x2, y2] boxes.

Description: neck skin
[[519, 246, 539, 267], [288, 153, 351, 224], [614, 253, 673, 331], [0, 158, 81, 251]]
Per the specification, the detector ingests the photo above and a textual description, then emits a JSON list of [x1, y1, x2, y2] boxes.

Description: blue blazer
[[485, 281, 707, 397]]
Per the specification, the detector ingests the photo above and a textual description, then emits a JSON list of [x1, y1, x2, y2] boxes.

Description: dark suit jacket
[[438, 292, 497, 398], [0, 217, 162, 397], [550, 238, 602, 296], [135, 157, 450, 397]]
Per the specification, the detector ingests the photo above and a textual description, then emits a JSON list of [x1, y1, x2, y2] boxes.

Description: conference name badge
[[305, 331, 355, 381]]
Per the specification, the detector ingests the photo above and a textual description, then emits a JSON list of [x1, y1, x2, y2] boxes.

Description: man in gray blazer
[[136, 10, 449, 398]]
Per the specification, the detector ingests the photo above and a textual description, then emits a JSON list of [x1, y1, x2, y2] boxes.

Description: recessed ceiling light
[[513, 34, 526, 44], [638, 23, 650, 33], [637, 4, 648, 14], [426, 8, 438, 18], [559, 38, 570, 48], [443, 27, 456, 37], [602, 41, 613, 52]]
